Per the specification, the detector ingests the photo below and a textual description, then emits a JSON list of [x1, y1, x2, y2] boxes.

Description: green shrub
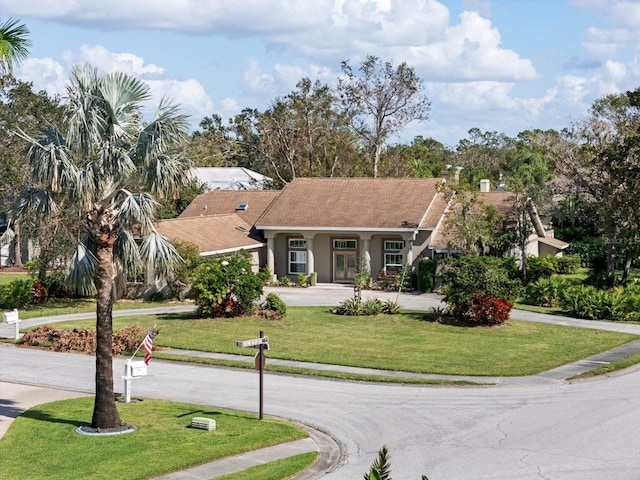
[[262, 293, 286, 317], [440, 255, 522, 321], [525, 255, 556, 284], [560, 282, 640, 321], [382, 298, 400, 314], [0, 279, 35, 309], [523, 276, 571, 307], [334, 291, 385, 316], [192, 254, 263, 317], [297, 273, 307, 286], [363, 298, 383, 315], [555, 254, 581, 274], [417, 258, 436, 292], [280, 276, 291, 286]]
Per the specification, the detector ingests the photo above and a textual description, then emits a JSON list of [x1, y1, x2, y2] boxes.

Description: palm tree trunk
[[91, 240, 122, 429], [12, 221, 22, 266]]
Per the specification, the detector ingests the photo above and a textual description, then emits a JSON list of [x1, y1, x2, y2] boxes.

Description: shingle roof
[[155, 214, 264, 255], [255, 177, 444, 229], [179, 190, 280, 225]]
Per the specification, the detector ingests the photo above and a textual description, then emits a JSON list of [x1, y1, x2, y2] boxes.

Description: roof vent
[[236, 226, 248, 232], [236, 203, 247, 211]]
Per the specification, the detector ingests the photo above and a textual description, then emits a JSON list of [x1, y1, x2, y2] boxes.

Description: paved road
[[3, 285, 640, 479]]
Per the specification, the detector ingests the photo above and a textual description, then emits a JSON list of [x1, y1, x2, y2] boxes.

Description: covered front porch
[[263, 229, 432, 284]]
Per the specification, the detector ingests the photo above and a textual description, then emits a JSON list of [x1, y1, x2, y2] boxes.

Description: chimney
[[480, 179, 490, 193]]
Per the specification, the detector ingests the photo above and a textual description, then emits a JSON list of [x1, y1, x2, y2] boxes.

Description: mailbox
[[127, 360, 148, 377], [3, 309, 19, 324]]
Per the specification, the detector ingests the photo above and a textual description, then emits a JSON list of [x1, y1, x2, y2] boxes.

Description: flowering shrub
[[461, 294, 513, 326], [192, 254, 263, 317]]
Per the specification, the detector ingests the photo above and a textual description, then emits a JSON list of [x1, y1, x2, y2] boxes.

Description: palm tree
[[14, 64, 192, 429], [0, 18, 31, 75]]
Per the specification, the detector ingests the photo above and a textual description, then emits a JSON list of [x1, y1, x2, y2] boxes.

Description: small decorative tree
[[192, 254, 263, 317]]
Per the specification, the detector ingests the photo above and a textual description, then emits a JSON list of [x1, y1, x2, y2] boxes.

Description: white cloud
[[243, 59, 275, 94], [145, 78, 214, 126], [17, 57, 67, 97], [66, 45, 165, 76]]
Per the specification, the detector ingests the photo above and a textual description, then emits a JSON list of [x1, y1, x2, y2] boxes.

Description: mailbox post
[[3, 309, 20, 340], [122, 359, 148, 403], [236, 331, 269, 419]]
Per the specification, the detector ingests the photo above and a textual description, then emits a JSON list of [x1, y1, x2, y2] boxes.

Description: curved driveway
[[2, 285, 640, 479]]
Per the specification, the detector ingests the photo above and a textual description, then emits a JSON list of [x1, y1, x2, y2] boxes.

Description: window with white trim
[[289, 251, 307, 274], [383, 239, 404, 271], [384, 253, 404, 271], [384, 240, 404, 251], [288, 238, 307, 274], [333, 239, 357, 249], [289, 239, 307, 249]]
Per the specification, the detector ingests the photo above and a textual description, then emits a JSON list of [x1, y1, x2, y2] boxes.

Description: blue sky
[[3, 0, 640, 147]]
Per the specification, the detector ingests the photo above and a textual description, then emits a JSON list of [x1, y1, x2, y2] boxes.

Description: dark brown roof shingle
[[179, 190, 280, 225], [256, 177, 444, 229], [156, 214, 263, 254]]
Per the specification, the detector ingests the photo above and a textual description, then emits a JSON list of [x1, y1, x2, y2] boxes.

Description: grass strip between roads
[[0, 397, 312, 480], [33, 306, 639, 377]]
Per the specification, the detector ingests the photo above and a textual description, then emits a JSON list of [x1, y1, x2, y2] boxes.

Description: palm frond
[[0, 18, 32, 74], [139, 230, 183, 283], [66, 242, 97, 297], [364, 446, 392, 480], [115, 190, 157, 233], [97, 142, 136, 185], [113, 229, 142, 278], [15, 187, 59, 222], [137, 97, 189, 163], [16, 127, 77, 193], [0, 227, 15, 247], [65, 64, 103, 156], [141, 153, 193, 200]]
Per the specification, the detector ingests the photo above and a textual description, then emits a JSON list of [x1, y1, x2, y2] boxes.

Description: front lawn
[[0, 397, 311, 480], [36, 307, 638, 377]]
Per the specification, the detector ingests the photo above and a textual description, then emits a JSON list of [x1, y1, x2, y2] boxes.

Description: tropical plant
[[261, 293, 286, 318], [10, 64, 192, 430], [0, 18, 31, 75], [364, 445, 429, 480], [523, 276, 571, 307]]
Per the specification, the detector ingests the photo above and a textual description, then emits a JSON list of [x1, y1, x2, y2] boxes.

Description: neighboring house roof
[[155, 214, 264, 256], [190, 167, 273, 191], [429, 189, 569, 252], [179, 190, 280, 226], [255, 177, 445, 230], [538, 235, 569, 249]]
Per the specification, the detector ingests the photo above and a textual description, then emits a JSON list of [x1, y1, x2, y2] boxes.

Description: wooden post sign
[[236, 332, 269, 419]]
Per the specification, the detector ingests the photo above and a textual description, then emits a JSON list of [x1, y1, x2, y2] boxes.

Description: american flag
[[141, 328, 154, 365]]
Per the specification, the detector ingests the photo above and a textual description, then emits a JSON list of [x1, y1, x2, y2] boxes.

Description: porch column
[[402, 232, 416, 271], [303, 233, 315, 276], [360, 233, 373, 275], [265, 232, 276, 282]]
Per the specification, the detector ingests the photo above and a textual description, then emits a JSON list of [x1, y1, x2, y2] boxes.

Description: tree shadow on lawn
[[19, 408, 86, 428]]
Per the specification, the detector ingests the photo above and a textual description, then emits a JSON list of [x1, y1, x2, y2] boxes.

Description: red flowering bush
[[461, 294, 513, 326]]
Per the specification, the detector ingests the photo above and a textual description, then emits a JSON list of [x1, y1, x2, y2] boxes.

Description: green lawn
[[37, 307, 638, 377], [0, 397, 311, 480]]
